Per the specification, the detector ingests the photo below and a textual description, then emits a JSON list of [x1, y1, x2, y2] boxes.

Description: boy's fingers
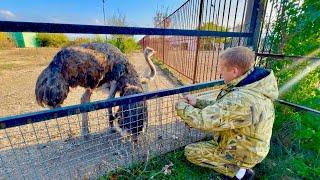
[[179, 99, 188, 103], [182, 93, 189, 98]]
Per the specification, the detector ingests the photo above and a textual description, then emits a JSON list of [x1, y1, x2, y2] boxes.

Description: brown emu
[[35, 43, 156, 139]]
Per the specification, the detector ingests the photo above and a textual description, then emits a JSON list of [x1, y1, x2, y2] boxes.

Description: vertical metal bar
[[189, 0, 197, 79], [201, 0, 210, 82], [209, 0, 218, 81], [162, 21, 165, 62], [257, 0, 270, 53], [268, 0, 283, 53], [232, 0, 240, 32], [217, 0, 228, 78], [221, 0, 227, 32], [193, 0, 205, 83], [238, 0, 248, 45], [224, 0, 232, 44], [214, 0, 222, 80], [247, 0, 261, 50], [206, 0, 214, 81], [142, 37, 145, 51]]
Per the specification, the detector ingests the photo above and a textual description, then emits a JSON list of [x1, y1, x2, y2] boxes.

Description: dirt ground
[[0, 48, 179, 117], [0, 48, 211, 179]]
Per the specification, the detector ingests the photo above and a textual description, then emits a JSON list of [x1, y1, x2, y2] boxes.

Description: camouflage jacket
[[176, 67, 279, 165]]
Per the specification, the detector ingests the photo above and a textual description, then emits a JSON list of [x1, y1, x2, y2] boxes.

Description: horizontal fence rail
[[1, 79, 318, 130], [276, 100, 320, 115], [0, 80, 224, 129], [256, 53, 320, 61], [0, 21, 252, 37]]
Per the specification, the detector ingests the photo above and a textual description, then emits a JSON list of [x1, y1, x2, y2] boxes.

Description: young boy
[[176, 46, 278, 179]]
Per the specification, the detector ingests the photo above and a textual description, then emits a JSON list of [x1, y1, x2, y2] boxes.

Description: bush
[[68, 35, 107, 46], [0, 32, 16, 49], [68, 37, 92, 46], [36, 33, 69, 47], [108, 36, 140, 53]]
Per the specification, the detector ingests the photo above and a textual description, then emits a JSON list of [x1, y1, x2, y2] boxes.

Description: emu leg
[[81, 89, 92, 138], [107, 80, 117, 128]]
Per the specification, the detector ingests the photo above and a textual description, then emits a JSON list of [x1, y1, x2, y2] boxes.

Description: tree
[[106, 11, 140, 53], [153, 6, 170, 28], [199, 22, 231, 50], [265, 0, 320, 56]]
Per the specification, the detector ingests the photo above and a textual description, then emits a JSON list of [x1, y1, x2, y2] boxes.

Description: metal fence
[[140, 0, 259, 83], [0, 78, 223, 179], [139, 0, 316, 84]]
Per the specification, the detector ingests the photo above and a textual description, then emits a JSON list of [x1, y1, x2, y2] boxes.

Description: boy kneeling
[[176, 47, 278, 179]]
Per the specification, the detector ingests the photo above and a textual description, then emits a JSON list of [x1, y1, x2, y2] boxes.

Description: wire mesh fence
[[0, 81, 223, 179]]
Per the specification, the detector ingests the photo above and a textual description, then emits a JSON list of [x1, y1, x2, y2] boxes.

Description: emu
[[35, 43, 156, 139]]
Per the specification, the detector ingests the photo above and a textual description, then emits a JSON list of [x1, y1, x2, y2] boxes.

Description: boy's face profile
[[219, 59, 242, 84]]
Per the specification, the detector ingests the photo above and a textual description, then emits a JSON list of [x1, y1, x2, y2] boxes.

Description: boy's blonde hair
[[219, 46, 255, 73]]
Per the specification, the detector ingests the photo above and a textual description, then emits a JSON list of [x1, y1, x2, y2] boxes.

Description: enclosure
[[0, 0, 319, 179]]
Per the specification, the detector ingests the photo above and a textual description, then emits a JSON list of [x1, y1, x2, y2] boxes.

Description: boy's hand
[[183, 94, 196, 106]]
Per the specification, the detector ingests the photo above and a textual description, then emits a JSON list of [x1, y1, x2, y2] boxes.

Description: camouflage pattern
[[176, 68, 279, 177]]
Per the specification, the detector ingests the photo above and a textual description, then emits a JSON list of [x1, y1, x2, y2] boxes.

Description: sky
[[0, 0, 186, 27], [0, 0, 249, 40]]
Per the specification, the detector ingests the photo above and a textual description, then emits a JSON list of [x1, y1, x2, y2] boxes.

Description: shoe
[[222, 169, 255, 180], [242, 169, 255, 180]]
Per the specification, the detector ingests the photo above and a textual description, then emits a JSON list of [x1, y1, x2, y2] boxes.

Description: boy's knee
[[184, 144, 192, 157], [185, 143, 200, 154], [184, 144, 201, 165]]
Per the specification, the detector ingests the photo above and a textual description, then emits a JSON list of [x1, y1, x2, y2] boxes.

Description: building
[[10, 32, 38, 48]]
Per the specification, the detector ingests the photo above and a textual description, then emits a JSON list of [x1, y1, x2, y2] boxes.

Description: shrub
[[68, 37, 92, 46], [108, 36, 140, 53], [68, 35, 107, 46], [36, 33, 69, 47], [0, 32, 17, 49]]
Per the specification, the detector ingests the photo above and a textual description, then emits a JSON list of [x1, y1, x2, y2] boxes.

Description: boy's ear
[[232, 66, 242, 77]]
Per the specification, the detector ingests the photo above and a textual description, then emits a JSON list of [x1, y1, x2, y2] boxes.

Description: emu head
[[144, 47, 156, 58], [35, 68, 69, 109]]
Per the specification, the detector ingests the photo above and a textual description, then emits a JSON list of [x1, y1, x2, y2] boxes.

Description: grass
[[100, 149, 219, 180], [152, 59, 185, 86], [0, 63, 18, 70], [0, 48, 59, 72]]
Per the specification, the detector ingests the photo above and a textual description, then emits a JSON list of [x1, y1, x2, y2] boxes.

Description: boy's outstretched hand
[[182, 94, 196, 106]]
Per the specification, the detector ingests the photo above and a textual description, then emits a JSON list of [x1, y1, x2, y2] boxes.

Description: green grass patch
[[0, 63, 18, 70], [100, 149, 220, 180]]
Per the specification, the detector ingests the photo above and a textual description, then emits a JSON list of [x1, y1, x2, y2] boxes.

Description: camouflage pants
[[185, 140, 240, 178]]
